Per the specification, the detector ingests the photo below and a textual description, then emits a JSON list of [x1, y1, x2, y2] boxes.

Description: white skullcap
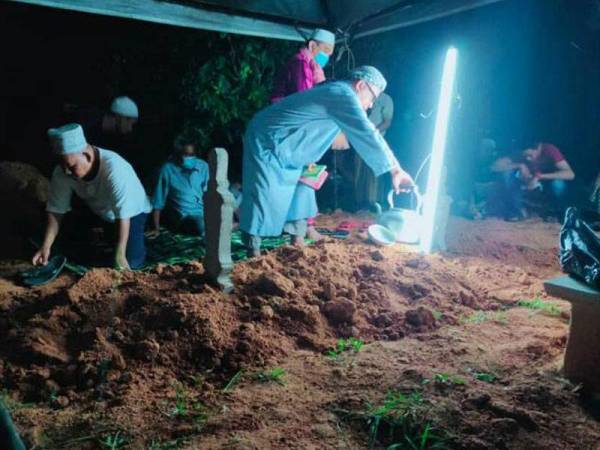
[[350, 66, 387, 91], [110, 96, 139, 119], [310, 29, 335, 45], [48, 123, 88, 155]]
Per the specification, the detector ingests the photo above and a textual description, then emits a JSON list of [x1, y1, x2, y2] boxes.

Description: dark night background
[[0, 0, 599, 198]]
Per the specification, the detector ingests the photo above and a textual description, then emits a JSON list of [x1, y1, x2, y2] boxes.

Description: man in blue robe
[[240, 66, 413, 256]]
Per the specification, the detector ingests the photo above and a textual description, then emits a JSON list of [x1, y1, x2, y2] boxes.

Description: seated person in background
[[491, 142, 575, 220], [469, 137, 500, 219], [33, 123, 151, 270], [150, 135, 209, 237], [67, 96, 139, 146]]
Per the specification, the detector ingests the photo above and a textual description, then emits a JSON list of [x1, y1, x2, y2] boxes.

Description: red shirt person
[[520, 143, 574, 189], [492, 142, 575, 220]]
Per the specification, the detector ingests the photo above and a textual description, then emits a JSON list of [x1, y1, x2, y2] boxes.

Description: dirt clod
[[253, 272, 295, 297], [322, 299, 356, 325], [405, 306, 436, 330]]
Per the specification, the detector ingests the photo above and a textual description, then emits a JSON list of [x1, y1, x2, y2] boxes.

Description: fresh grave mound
[[0, 161, 50, 258], [1, 237, 556, 406], [0, 161, 49, 203]]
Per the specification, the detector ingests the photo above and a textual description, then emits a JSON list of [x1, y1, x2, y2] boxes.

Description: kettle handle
[[387, 188, 423, 213]]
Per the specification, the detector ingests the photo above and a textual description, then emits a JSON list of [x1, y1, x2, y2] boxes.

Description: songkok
[[47, 123, 87, 155]]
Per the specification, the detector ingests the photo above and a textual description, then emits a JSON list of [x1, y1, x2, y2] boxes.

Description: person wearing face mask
[[270, 28, 346, 243], [33, 123, 152, 270], [150, 134, 209, 237], [270, 29, 335, 103], [241, 66, 414, 256]]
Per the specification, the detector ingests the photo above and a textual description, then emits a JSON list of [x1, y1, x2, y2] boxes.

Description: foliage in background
[[91, 27, 294, 182], [180, 34, 295, 158]]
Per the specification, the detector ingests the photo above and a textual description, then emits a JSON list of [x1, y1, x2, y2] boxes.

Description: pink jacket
[[270, 48, 326, 103]]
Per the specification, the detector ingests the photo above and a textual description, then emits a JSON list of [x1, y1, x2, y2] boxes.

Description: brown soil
[[1, 215, 599, 449]]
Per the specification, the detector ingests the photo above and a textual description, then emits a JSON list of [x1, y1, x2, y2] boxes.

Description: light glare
[[421, 47, 458, 254]]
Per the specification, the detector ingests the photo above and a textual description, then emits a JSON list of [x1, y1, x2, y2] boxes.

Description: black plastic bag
[[559, 207, 600, 287]]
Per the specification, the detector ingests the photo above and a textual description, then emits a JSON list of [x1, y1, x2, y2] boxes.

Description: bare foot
[[292, 235, 306, 246], [306, 226, 323, 241]]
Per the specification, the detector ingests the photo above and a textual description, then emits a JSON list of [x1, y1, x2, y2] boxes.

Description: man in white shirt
[[32, 123, 152, 270]]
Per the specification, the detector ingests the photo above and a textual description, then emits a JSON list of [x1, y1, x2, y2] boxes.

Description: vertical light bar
[[421, 47, 458, 254]]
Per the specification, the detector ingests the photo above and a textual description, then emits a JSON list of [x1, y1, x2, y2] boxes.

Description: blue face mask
[[181, 156, 196, 170], [314, 51, 330, 68]]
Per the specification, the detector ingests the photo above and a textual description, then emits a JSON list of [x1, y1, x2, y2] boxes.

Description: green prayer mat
[[61, 229, 301, 275]]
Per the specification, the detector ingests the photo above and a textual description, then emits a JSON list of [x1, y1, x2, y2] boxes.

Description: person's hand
[[32, 246, 50, 266], [391, 167, 415, 193], [331, 133, 350, 150], [307, 163, 317, 172], [526, 176, 540, 191], [146, 228, 160, 239], [115, 252, 131, 270], [518, 163, 532, 180]]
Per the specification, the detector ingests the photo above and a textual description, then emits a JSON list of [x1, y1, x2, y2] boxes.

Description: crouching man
[[32, 123, 152, 269], [492, 142, 574, 220]]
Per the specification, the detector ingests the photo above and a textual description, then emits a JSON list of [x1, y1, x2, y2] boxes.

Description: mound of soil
[[0, 161, 49, 203], [1, 216, 597, 449], [0, 161, 49, 258]]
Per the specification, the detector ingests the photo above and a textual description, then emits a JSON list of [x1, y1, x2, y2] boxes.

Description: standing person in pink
[[270, 29, 339, 244], [270, 28, 333, 103]]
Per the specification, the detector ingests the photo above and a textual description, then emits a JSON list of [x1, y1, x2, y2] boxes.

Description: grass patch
[[255, 367, 286, 385], [433, 373, 466, 386], [517, 298, 562, 316], [334, 390, 448, 450], [327, 337, 364, 360], [165, 383, 209, 428], [222, 370, 244, 393], [148, 438, 187, 450], [471, 371, 497, 383], [99, 431, 128, 450], [464, 310, 508, 325]]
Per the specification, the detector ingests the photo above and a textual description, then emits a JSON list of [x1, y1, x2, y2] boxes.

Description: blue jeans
[[164, 211, 205, 237], [126, 212, 148, 269], [499, 171, 568, 217]]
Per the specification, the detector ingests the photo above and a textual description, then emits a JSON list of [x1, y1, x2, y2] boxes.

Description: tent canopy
[[9, 0, 504, 40]]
